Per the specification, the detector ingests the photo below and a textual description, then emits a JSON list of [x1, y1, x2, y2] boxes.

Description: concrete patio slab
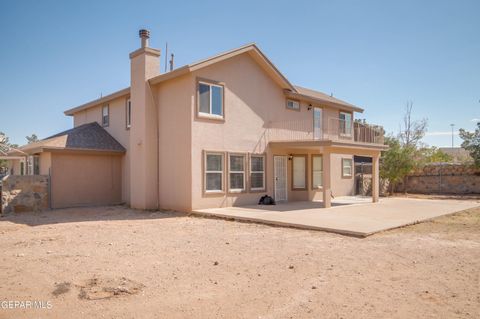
[[193, 197, 480, 237]]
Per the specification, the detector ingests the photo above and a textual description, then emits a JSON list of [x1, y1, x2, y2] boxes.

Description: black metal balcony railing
[[266, 118, 385, 144]]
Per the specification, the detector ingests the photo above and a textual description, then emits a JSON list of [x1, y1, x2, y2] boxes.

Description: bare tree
[[399, 101, 428, 148]]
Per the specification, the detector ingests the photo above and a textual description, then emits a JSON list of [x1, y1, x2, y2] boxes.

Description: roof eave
[[64, 87, 130, 116], [284, 91, 364, 113], [43, 147, 126, 154], [148, 43, 296, 92]]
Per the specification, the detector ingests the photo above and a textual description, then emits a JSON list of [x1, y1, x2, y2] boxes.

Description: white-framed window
[[27, 156, 33, 175], [228, 154, 245, 192], [126, 98, 131, 129], [198, 81, 224, 118], [292, 155, 306, 189], [26, 156, 39, 175], [312, 155, 323, 188], [339, 111, 352, 135], [102, 104, 109, 127], [205, 152, 224, 192], [250, 154, 265, 191], [342, 158, 353, 178], [286, 99, 300, 110]]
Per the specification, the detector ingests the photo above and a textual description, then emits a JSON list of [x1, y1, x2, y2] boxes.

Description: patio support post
[[372, 153, 380, 203], [323, 152, 332, 208]]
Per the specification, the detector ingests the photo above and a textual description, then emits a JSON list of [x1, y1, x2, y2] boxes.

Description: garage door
[[51, 153, 122, 208]]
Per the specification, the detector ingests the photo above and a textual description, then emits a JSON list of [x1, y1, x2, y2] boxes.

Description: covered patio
[[267, 140, 387, 208], [193, 197, 479, 237]]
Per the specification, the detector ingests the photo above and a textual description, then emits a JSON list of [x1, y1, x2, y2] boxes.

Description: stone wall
[[1, 175, 49, 214], [396, 164, 480, 194]]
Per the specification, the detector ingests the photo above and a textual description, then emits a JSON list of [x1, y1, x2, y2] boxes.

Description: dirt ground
[[0, 201, 479, 318]]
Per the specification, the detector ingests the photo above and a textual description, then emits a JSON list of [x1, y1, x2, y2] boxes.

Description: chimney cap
[[139, 29, 150, 39]]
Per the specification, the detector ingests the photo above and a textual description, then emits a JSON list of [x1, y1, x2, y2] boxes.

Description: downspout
[[147, 81, 160, 210]]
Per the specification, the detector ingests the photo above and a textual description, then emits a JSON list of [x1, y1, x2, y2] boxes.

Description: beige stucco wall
[[39, 152, 51, 175], [7, 159, 23, 175], [267, 147, 354, 203], [128, 48, 160, 209], [66, 51, 362, 211], [50, 152, 122, 209], [155, 75, 192, 211], [72, 96, 130, 203], [190, 53, 282, 209], [186, 53, 355, 210]]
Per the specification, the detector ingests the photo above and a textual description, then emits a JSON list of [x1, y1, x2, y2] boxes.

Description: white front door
[[313, 107, 322, 140], [274, 156, 288, 202]]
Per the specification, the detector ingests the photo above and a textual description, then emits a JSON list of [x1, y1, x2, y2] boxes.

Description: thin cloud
[[425, 131, 459, 136], [471, 118, 480, 122]]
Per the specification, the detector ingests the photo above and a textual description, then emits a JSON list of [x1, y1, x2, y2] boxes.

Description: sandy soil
[[0, 203, 479, 319]]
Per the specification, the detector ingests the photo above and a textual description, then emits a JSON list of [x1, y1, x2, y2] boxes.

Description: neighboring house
[[439, 147, 472, 163], [7, 29, 387, 210]]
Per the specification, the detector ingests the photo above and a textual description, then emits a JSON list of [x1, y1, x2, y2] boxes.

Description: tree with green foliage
[[459, 122, 480, 167], [26, 133, 39, 144], [0, 132, 15, 173], [380, 136, 416, 194], [418, 147, 453, 164]]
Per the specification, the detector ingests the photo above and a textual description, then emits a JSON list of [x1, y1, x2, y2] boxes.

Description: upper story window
[[102, 104, 109, 127], [126, 98, 131, 129], [198, 81, 224, 119], [286, 99, 300, 111], [339, 111, 352, 135]]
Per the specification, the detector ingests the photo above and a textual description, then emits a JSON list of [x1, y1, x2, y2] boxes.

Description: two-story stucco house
[[8, 30, 387, 211]]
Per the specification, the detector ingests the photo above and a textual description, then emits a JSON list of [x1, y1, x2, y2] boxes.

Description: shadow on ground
[[0, 205, 186, 227]]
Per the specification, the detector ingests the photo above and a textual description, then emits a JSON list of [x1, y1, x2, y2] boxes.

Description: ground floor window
[[292, 155, 307, 190], [342, 158, 353, 178], [27, 156, 39, 175], [228, 154, 245, 192], [250, 154, 265, 191], [312, 155, 323, 188], [205, 152, 224, 192]]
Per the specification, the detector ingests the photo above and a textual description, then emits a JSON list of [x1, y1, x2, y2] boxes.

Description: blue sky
[[1, 0, 479, 147]]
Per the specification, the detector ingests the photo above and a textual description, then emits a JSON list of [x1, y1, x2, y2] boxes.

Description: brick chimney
[[129, 29, 160, 209]]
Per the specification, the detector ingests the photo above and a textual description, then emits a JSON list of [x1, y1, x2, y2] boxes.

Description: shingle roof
[[15, 122, 126, 154]]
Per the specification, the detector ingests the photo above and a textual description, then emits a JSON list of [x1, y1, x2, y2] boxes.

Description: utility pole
[[450, 124, 455, 148]]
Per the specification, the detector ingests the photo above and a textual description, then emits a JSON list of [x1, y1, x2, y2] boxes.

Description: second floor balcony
[[266, 118, 385, 145]]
